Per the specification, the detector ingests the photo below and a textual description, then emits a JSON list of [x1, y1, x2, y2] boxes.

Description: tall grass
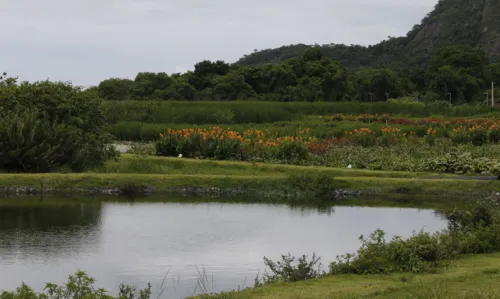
[[104, 101, 304, 124], [104, 101, 500, 125]]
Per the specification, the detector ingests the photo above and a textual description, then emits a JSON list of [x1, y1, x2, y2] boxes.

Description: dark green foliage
[[447, 198, 498, 231], [0, 109, 75, 172], [0, 75, 117, 172], [96, 44, 496, 104], [132, 72, 173, 99], [423, 152, 500, 175], [98, 78, 134, 101]]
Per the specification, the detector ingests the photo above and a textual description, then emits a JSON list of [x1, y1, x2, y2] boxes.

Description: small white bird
[[178, 154, 183, 158], [347, 164, 352, 169]]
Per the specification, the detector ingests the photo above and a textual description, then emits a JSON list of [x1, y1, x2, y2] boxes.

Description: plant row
[[103, 100, 500, 125]]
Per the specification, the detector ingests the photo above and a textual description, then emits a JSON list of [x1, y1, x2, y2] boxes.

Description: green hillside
[[235, 0, 500, 68]]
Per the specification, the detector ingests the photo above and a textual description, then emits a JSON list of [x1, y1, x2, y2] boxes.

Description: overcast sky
[[0, 0, 437, 86]]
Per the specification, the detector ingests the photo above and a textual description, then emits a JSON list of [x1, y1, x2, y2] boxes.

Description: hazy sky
[[0, 0, 437, 86]]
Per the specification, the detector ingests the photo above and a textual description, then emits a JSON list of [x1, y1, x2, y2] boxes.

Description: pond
[[0, 197, 448, 298]]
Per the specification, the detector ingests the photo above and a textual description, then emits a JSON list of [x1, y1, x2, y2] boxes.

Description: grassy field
[[190, 253, 500, 299], [105, 100, 500, 141]]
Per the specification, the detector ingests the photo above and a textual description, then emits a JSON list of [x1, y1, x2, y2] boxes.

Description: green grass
[[100, 154, 437, 178], [0, 155, 499, 197], [190, 253, 500, 299]]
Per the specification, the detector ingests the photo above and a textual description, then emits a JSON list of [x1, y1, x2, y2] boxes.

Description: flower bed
[[156, 127, 311, 161]]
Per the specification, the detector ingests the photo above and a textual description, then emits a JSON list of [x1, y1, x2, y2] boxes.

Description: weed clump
[[254, 253, 323, 286], [0, 270, 152, 299]]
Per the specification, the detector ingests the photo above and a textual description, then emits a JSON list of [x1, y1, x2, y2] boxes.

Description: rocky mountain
[[235, 0, 500, 68]]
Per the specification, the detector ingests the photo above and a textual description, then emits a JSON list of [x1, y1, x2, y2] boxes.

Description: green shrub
[[0, 271, 151, 299], [450, 126, 487, 145], [0, 76, 117, 172], [423, 152, 500, 175], [329, 229, 454, 275], [487, 124, 500, 143], [329, 198, 500, 275], [255, 253, 323, 286]]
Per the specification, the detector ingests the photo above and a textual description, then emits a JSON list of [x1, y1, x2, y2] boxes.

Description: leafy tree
[[154, 80, 197, 101], [189, 60, 231, 90], [430, 45, 489, 78], [98, 78, 134, 101], [428, 46, 489, 102], [212, 73, 256, 101], [352, 68, 404, 101], [132, 72, 173, 98]]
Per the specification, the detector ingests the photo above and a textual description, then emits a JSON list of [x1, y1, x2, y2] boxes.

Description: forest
[[94, 45, 500, 104]]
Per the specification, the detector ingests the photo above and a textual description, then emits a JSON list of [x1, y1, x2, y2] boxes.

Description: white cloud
[[0, 0, 438, 85]]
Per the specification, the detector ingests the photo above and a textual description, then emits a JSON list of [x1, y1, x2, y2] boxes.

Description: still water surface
[[0, 199, 448, 298]]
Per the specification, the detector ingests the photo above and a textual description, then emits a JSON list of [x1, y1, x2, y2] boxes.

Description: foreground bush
[[255, 253, 323, 286], [329, 198, 500, 275], [0, 271, 151, 299], [0, 75, 117, 172]]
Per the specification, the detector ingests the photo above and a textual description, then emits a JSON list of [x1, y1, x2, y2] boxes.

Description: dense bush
[[423, 152, 500, 175], [450, 125, 487, 145], [0, 75, 117, 172], [328, 198, 500, 275], [255, 253, 323, 286], [329, 229, 457, 274]]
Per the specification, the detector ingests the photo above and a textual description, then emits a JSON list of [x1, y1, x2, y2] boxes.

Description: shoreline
[[0, 172, 498, 199]]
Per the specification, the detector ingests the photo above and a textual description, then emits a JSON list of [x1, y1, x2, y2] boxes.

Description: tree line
[[94, 45, 500, 104]]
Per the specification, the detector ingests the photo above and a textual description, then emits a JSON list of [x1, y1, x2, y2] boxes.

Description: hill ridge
[[235, 0, 500, 68]]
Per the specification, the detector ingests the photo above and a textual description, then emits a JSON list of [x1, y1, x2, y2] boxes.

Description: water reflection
[[0, 196, 449, 299], [0, 203, 103, 264], [0, 203, 102, 230]]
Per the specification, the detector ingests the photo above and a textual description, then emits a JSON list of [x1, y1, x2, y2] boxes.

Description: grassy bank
[[190, 253, 500, 299], [100, 154, 436, 178], [0, 155, 499, 198], [1, 172, 497, 195]]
